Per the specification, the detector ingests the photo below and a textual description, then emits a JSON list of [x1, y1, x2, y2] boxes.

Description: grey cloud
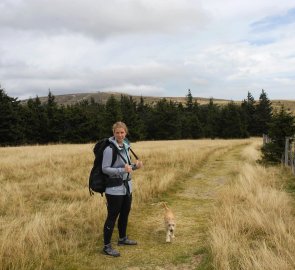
[[1, 60, 188, 99], [0, 0, 206, 38], [97, 63, 182, 83]]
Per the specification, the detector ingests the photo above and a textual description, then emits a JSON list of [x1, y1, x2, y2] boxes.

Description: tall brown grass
[[0, 139, 246, 269], [209, 141, 295, 270], [132, 139, 245, 204]]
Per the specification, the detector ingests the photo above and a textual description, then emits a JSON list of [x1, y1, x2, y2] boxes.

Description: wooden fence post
[[263, 134, 267, 146], [284, 137, 290, 167], [263, 134, 271, 145], [291, 143, 295, 174]]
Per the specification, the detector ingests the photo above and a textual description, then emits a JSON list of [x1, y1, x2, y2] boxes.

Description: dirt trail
[[85, 142, 249, 270]]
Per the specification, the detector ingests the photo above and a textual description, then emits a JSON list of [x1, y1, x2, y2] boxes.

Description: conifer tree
[[22, 96, 47, 143], [147, 99, 181, 140], [64, 101, 95, 143], [219, 102, 248, 138], [190, 100, 203, 139], [0, 88, 23, 145], [261, 106, 295, 163], [254, 89, 272, 136], [181, 89, 203, 138], [136, 96, 149, 140], [43, 90, 61, 142], [61, 104, 81, 142], [178, 102, 190, 139], [103, 95, 122, 136], [120, 95, 144, 141], [241, 91, 256, 136], [186, 89, 194, 112], [86, 100, 105, 141], [200, 98, 220, 139]]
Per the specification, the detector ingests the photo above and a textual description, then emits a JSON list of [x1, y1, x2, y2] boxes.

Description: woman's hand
[[135, 160, 143, 169], [124, 164, 132, 173]]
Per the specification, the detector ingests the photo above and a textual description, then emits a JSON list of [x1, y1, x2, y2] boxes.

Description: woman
[[102, 121, 143, 257]]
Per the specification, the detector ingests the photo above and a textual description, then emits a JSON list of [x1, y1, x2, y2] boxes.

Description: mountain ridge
[[22, 91, 295, 114], [22, 91, 232, 105]]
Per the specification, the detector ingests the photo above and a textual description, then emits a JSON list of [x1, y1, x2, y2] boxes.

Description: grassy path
[[74, 142, 249, 270]]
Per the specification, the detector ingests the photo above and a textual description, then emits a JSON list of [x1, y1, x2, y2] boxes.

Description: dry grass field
[[272, 100, 295, 115], [209, 142, 295, 270], [0, 139, 294, 269]]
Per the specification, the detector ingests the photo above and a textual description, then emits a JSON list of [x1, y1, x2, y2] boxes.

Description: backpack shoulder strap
[[110, 144, 118, 167], [129, 148, 139, 160]]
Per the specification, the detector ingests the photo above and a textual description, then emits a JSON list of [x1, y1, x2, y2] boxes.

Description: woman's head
[[112, 121, 128, 134], [112, 121, 128, 144]]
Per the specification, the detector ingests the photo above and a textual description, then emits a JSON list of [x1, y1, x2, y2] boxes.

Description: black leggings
[[103, 194, 132, 245]]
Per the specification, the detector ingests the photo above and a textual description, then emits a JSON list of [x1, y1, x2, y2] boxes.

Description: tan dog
[[163, 202, 176, 243]]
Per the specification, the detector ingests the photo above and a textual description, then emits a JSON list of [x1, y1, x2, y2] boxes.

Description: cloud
[[1, 0, 295, 101], [0, 0, 207, 38], [0, 56, 186, 99], [178, 32, 295, 99], [202, 0, 295, 20]]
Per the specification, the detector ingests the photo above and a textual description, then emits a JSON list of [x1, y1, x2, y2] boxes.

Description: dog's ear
[[162, 202, 169, 210]]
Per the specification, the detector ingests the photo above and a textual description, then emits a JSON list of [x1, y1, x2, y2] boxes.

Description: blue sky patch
[[251, 7, 295, 31], [248, 37, 276, 46]]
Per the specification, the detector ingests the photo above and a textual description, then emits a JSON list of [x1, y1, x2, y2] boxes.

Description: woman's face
[[114, 127, 126, 145]]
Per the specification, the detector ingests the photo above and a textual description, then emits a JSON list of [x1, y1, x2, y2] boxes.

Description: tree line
[[1, 86, 294, 162]]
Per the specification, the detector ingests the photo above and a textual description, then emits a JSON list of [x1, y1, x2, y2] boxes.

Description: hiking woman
[[102, 121, 143, 257]]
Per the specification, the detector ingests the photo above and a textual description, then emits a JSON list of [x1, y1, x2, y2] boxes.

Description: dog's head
[[168, 222, 175, 232]]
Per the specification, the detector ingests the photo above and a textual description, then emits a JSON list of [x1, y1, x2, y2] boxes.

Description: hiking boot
[[103, 243, 120, 257], [118, 236, 137, 246]]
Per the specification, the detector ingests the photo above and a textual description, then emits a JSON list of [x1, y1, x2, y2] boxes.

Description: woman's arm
[[102, 146, 125, 177]]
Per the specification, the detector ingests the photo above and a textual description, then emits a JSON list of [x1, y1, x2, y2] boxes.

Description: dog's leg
[[171, 231, 175, 239], [166, 230, 171, 242]]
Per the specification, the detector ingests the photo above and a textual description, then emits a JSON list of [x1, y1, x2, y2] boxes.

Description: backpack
[[88, 138, 118, 196], [88, 138, 140, 196]]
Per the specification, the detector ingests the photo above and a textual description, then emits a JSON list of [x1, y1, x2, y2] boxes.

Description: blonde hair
[[112, 121, 128, 134]]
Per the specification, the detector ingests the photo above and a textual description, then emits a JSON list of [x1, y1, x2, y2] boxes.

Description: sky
[[1, 0, 295, 101]]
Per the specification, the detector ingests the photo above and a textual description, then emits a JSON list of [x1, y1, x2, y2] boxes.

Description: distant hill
[[21, 91, 234, 105], [22, 91, 295, 114], [271, 100, 295, 114]]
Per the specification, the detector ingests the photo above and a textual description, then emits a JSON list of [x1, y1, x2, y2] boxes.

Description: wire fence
[[263, 134, 295, 175], [284, 136, 295, 175]]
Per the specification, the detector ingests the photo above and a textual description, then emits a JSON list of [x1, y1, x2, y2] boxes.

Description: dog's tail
[[162, 202, 169, 210]]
